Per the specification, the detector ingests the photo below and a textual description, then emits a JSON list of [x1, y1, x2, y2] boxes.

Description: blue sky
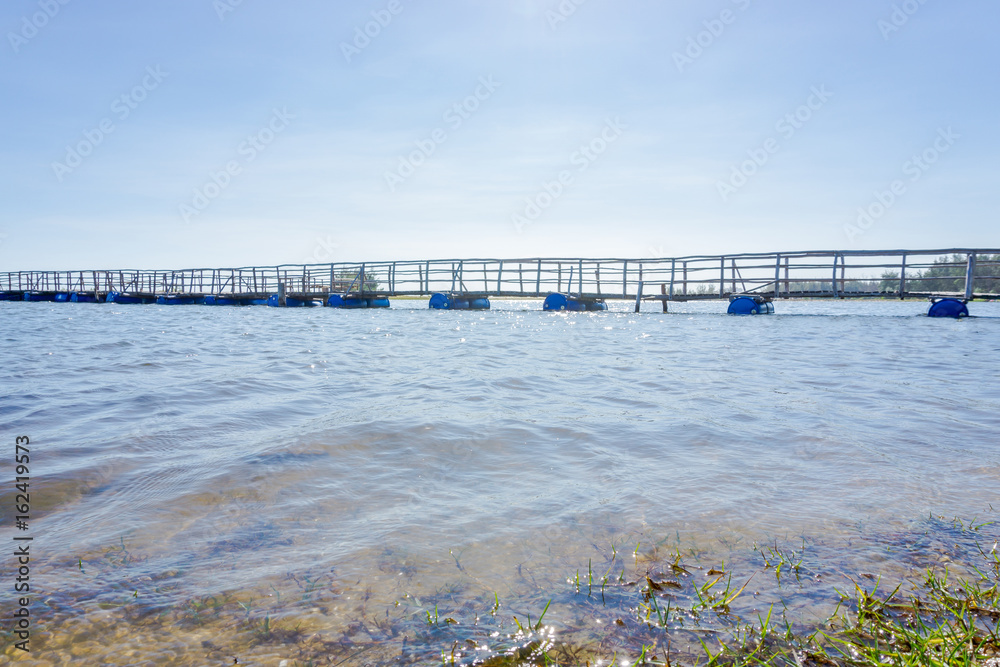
[[1, 0, 997, 271]]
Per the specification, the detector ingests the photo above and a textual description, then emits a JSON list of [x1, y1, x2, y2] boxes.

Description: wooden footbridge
[[2, 248, 998, 311]]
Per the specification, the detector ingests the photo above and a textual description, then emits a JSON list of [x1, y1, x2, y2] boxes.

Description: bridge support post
[[832, 254, 839, 298], [669, 259, 676, 301], [898, 254, 907, 300], [634, 281, 644, 313], [774, 255, 781, 298], [964, 253, 977, 301]]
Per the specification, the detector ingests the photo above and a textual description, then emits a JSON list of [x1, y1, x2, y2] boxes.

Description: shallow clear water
[[2, 299, 999, 664]]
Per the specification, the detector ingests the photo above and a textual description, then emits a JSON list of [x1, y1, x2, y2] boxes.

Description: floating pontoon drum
[[330, 295, 366, 308], [542, 293, 606, 311], [156, 295, 203, 305], [22, 292, 57, 302], [204, 296, 254, 306], [727, 295, 774, 315], [106, 292, 155, 304], [326, 295, 389, 308], [927, 298, 969, 318], [69, 292, 98, 303], [428, 293, 490, 310], [267, 294, 319, 307]]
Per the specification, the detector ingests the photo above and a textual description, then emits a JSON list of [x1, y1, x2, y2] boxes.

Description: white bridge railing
[[3, 249, 999, 301]]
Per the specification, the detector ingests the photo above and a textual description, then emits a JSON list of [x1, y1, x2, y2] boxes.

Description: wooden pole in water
[[965, 253, 977, 300], [661, 283, 667, 313], [634, 281, 643, 313], [899, 254, 907, 300], [774, 255, 781, 298], [832, 254, 839, 298], [277, 281, 286, 307], [669, 259, 675, 300]]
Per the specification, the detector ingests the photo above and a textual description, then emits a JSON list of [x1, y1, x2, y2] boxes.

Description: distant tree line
[[334, 270, 380, 292], [878, 254, 1000, 294], [686, 278, 881, 295], [679, 254, 999, 296]]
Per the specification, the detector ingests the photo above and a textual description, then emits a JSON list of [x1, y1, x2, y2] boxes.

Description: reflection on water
[[1, 299, 999, 663]]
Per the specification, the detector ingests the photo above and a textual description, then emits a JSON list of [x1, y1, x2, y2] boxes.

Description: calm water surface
[[2, 299, 999, 664]]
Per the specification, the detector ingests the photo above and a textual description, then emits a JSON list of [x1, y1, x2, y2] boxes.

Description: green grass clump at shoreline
[[698, 554, 1000, 666], [421, 526, 999, 666]]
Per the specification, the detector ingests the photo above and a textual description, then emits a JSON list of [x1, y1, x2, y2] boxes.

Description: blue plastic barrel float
[[267, 294, 320, 307], [204, 296, 251, 306], [727, 295, 774, 315], [327, 294, 391, 308], [428, 293, 490, 310], [0, 292, 23, 301], [927, 298, 969, 318], [69, 292, 98, 303], [54, 292, 72, 302], [22, 292, 57, 302], [106, 292, 155, 305], [327, 295, 369, 308], [542, 293, 606, 311], [156, 295, 203, 305]]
